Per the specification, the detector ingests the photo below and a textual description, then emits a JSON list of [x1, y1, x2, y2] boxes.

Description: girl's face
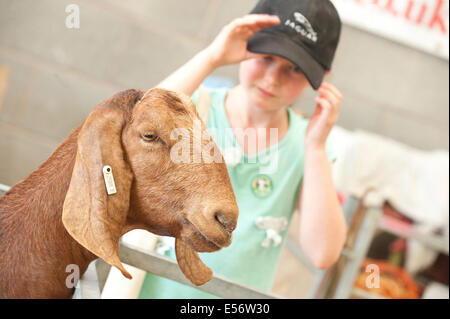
[[239, 55, 310, 111]]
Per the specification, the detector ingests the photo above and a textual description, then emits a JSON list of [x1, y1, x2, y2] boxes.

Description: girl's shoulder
[[286, 106, 310, 133], [290, 108, 308, 119], [191, 85, 228, 107]]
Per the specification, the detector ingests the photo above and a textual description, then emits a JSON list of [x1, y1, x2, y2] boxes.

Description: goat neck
[[0, 127, 97, 298]]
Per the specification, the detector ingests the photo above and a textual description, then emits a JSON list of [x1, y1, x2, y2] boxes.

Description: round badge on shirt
[[251, 175, 273, 198]]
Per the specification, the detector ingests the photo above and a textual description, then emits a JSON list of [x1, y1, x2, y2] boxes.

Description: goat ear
[[175, 238, 213, 286], [62, 90, 142, 280]]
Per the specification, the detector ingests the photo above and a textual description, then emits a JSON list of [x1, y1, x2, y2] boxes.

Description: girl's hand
[[305, 82, 342, 150], [206, 14, 280, 68]]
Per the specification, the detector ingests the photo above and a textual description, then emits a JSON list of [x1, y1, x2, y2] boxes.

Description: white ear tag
[[102, 165, 117, 195]]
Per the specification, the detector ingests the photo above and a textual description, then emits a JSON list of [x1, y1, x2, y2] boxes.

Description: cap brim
[[247, 31, 325, 90]]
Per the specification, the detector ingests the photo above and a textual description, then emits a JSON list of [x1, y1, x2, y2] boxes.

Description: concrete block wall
[[1, 0, 448, 186]]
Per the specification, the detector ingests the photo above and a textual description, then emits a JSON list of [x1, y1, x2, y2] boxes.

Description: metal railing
[[74, 242, 283, 299]]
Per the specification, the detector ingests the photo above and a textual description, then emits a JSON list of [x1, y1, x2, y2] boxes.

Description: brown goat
[[0, 88, 239, 298]]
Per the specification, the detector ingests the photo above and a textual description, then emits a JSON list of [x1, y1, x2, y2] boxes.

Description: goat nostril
[[215, 212, 235, 234]]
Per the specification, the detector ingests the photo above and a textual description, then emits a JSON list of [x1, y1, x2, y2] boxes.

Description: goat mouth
[[194, 228, 221, 251], [182, 218, 224, 251]]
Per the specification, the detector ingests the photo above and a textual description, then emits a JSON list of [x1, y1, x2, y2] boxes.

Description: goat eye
[[141, 133, 158, 142]]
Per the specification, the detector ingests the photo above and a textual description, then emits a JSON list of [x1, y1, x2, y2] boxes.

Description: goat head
[[62, 88, 239, 286]]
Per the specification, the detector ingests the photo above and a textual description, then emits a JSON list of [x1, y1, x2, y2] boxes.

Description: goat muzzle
[[214, 211, 237, 235]]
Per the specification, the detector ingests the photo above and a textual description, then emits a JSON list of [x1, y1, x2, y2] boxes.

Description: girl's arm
[[298, 153, 347, 269], [297, 82, 347, 269], [155, 49, 217, 96], [156, 14, 280, 96]]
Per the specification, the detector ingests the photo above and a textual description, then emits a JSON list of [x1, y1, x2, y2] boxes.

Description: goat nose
[[214, 211, 237, 234]]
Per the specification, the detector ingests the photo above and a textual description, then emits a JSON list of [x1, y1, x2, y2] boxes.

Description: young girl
[[139, 0, 347, 298]]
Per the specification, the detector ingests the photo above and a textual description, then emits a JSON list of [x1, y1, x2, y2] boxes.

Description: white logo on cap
[[285, 11, 318, 42]]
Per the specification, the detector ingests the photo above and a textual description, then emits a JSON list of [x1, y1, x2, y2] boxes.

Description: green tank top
[[138, 87, 336, 298]]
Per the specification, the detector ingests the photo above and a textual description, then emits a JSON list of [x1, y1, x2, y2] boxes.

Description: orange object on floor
[[354, 258, 421, 299]]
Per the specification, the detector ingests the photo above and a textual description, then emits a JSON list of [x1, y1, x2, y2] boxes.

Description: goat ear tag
[[102, 165, 117, 195]]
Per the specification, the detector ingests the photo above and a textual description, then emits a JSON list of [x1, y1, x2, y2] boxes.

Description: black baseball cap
[[247, 0, 341, 90]]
